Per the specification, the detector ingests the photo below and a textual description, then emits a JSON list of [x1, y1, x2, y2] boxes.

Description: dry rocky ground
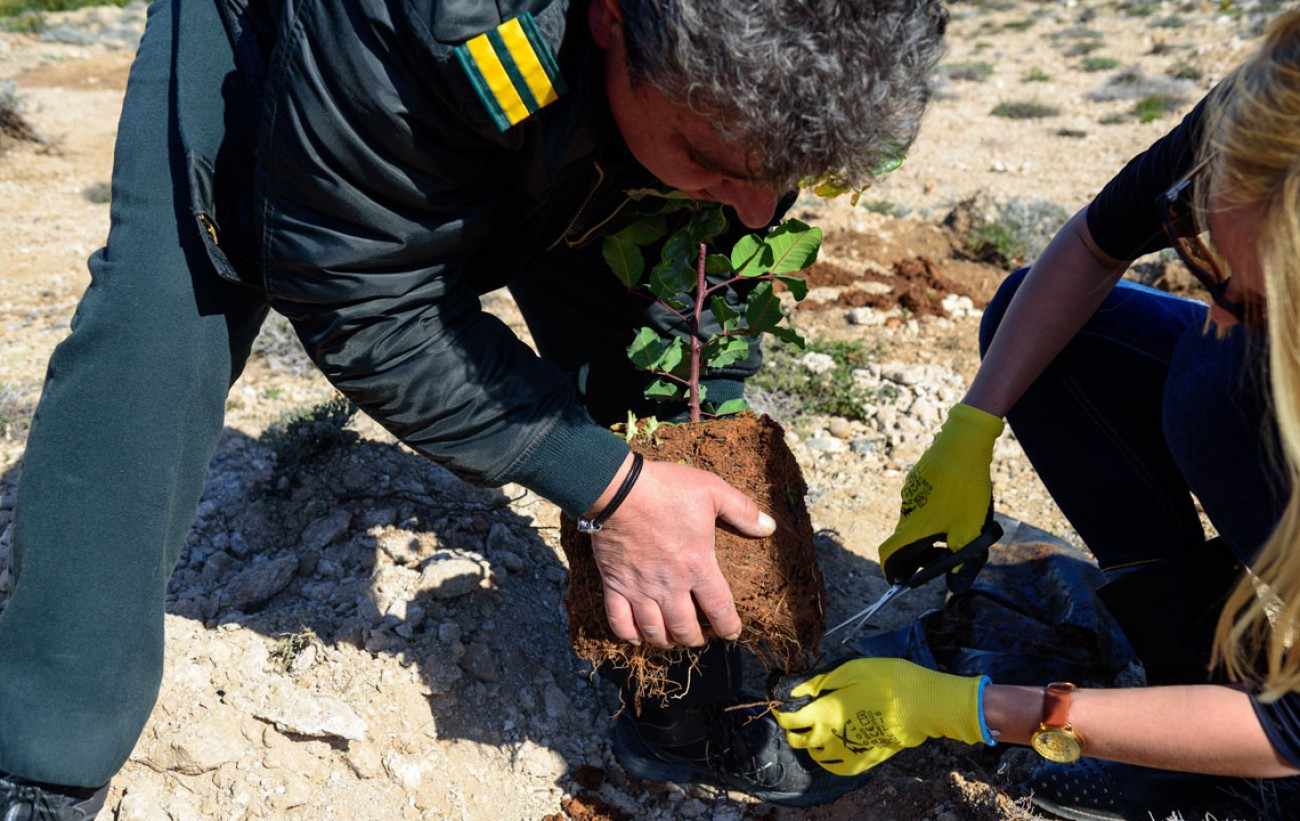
[[0, 1, 1277, 819]]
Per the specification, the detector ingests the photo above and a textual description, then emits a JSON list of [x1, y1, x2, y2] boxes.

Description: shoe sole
[[1030, 794, 1126, 821], [610, 716, 866, 808]]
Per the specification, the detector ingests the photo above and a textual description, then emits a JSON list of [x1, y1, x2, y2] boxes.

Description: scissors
[[823, 515, 1004, 645]]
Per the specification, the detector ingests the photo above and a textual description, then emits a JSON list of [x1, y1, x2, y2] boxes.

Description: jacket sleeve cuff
[[506, 410, 631, 519]]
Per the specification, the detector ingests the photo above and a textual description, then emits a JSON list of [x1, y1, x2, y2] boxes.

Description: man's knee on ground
[[977, 267, 1032, 358]]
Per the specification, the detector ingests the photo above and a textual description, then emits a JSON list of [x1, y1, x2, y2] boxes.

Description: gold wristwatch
[[1030, 682, 1085, 763]]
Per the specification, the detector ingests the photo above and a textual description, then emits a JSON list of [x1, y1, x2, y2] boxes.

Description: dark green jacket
[[189, 0, 759, 516]]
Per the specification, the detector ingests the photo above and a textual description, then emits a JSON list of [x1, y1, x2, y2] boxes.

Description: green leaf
[[627, 327, 670, 369], [615, 216, 668, 246], [730, 234, 773, 277], [603, 235, 644, 289], [777, 275, 809, 301], [657, 337, 686, 374], [689, 206, 729, 244], [745, 281, 782, 333], [644, 379, 681, 400], [709, 296, 739, 330], [703, 336, 749, 369], [705, 254, 732, 275], [770, 325, 806, 348], [763, 220, 822, 274], [648, 258, 695, 301], [662, 228, 696, 270], [872, 144, 907, 176], [712, 398, 749, 416], [624, 410, 638, 443]]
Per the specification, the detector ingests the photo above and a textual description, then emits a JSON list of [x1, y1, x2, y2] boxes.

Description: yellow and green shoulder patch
[[453, 13, 566, 132]]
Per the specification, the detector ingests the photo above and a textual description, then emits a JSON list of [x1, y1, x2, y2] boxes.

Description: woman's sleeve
[[1252, 693, 1300, 769], [1085, 94, 1211, 262]]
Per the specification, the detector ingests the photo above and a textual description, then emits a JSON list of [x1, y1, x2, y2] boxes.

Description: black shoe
[[1023, 757, 1287, 821], [611, 705, 871, 808], [0, 773, 107, 821]]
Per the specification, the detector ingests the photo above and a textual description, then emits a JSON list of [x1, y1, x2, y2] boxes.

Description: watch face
[[1031, 729, 1083, 763]]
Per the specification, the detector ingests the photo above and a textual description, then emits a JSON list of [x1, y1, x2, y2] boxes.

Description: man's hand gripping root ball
[[587, 454, 776, 649]]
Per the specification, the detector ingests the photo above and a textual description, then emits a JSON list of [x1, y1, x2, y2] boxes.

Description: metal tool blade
[[823, 582, 907, 644]]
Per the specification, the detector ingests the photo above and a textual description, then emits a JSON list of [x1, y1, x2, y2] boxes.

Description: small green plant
[[1065, 41, 1103, 57], [1024, 67, 1052, 82], [262, 394, 360, 489], [940, 61, 994, 82], [0, 10, 42, 32], [0, 382, 32, 441], [862, 199, 907, 217], [1134, 93, 1183, 123], [1003, 17, 1036, 31], [991, 100, 1060, 120], [1168, 62, 1203, 81], [0, 0, 126, 15], [269, 627, 319, 673], [1154, 14, 1186, 28], [1082, 57, 1120, 72], [1120, 0, 1158, 17], [1099, 113, 1128, 125], [750, 338, 885, 422], [604, 194, 818, 422], [82, 182, 111, 204]]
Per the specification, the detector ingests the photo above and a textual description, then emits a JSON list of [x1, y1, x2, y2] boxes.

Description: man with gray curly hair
[[0, 0, 945, 817]]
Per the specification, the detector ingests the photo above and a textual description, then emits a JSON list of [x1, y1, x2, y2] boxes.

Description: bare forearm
[[964, 209, 1130, 417], [985, 684, 1299, 778]]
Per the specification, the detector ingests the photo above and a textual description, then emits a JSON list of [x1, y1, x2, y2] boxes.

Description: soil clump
[[560, 414, 825, 705]]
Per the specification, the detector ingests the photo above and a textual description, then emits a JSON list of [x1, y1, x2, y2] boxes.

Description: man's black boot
[[603, 642, 869, 807], [0, 773, 107, 821], [611, 703, 872, 807]]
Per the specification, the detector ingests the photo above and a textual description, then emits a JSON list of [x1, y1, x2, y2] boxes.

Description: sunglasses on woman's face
[[1159, 163, 1246, 323]]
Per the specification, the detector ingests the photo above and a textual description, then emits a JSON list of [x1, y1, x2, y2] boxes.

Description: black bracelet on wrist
[[577, 452, 644, 533]]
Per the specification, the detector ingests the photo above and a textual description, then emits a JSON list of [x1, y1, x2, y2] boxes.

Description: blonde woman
[[777, 11, 1300, 820]]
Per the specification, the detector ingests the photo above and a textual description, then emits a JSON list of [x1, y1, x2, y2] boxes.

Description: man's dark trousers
[[0, 0, 753, 789]]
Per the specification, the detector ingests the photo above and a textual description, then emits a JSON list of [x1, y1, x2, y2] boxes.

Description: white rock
[[800, 351, 836, 375], [253, 683, 367, 741], [828, 417, 854, 440], [384, 751, 426, 792], [418, 554, 485, 599], [805, 435, 846, 454], [516, 740, 566, 779], [141, 709, 247, 775], [847, 306, 886, 326]]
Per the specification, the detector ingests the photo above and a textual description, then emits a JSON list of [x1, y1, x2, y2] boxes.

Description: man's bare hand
[[587, 456, 776, 648]]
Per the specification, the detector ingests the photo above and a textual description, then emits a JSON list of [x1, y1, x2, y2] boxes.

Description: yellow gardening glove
[[878, 403, 1004, 585], [774, 657, 994, 776]]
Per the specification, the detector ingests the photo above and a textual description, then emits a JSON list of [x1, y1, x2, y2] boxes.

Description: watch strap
[[1042, 681, 1077, 728]]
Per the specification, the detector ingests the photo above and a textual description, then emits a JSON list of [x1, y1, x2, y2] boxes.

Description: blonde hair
[[1207, 9, 1300, 700]]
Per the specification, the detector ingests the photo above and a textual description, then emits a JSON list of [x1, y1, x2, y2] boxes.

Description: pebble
[[221, 556, 297, 611], [253, 683, 367, 742], [300, 509, 352, 551], [828, 417, 854, 439], [847, 306, 887, 326], [543, 682, 570, 719], [460, 641, 499, 682], [418, 554, 485, 599], [800, 351, 836, 375], [805, 434, 846, 454]]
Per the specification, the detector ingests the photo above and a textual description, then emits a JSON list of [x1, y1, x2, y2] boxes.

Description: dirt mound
[[802, 256, 991, 318], [560, 414, 825, 705]]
